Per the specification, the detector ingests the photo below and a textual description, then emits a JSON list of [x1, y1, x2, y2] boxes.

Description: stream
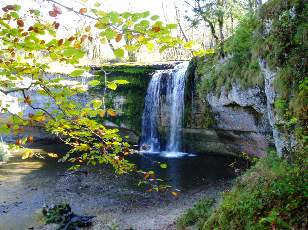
[[0, 144, 245, 230]]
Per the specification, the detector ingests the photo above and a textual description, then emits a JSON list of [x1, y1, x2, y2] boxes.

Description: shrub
[[177, 198, 214, 229], [179, 152, 307, 230]]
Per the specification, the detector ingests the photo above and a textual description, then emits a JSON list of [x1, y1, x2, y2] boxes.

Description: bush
[[177, 198, 214, 229], [178, 152, 307, 229]]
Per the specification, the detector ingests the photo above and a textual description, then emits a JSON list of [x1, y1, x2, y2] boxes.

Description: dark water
[[132, 153, 247, 190], [20, 144, 248, 191]]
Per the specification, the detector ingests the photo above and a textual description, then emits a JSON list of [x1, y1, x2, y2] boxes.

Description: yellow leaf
[[98, 110, 106, 118], [32, 115, 46, 122], [171, 191, 178, 197], [47, 153, 58, 158], [22, 149, 33, 159], [107, 109, 117, 117]]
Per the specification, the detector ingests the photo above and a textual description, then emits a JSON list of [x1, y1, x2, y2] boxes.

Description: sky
[[0, 0, 179, 23]]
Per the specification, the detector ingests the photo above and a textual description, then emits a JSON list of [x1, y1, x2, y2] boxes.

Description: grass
[[176, 198, 214, 229], [177, 152, 307, 229]]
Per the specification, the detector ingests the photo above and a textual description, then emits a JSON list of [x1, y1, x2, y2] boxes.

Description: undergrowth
[[177, 152, 307, 229]]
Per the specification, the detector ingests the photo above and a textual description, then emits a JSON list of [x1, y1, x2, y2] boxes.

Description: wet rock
[[42, 203, 95, 230]]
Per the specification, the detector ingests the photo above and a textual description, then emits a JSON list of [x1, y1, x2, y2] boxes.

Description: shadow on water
[[131, 153, 248, 190]]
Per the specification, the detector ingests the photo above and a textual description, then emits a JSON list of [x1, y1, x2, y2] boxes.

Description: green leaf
[[91, 99, 103, 109], [146, 42, 155, 52], [114, 48, 124, 58], [104, 28, 117, 40], [151, 15, 160, 20], [113, 80, 129, 85], [94, 2, 101, 7], [166, 23, 177, 29], [10, 12, 19, 19], [160, 163, 167, 169], [70, 69, 84, 77], [88, 80, 100, 87], [107, 82, 117, 90]]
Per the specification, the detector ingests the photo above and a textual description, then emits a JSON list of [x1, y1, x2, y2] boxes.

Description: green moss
[[91, 66, 153, 133], [194, 0, 307, 153], [99, 65, 156, 75], [195, 15, 263, 96], [184, 58, 215, 128], [255, 0, 307, 149]]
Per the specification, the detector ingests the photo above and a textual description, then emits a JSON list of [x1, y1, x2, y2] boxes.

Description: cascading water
[[140, 71, 163, 152], [166, 62, 189, 152], [140, 62, 189, 157]]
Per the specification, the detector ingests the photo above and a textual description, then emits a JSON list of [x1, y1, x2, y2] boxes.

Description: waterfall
[[141, 71, 163, 152], [140, 62, 189, 155]]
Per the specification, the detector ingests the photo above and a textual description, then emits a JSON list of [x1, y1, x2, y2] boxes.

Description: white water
[[140, 71, 163, 152], [140, 62, 189, 157]]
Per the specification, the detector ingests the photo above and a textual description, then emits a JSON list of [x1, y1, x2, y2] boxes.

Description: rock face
[[181, 57, 299, 157], [182, 81, 274, 157], [178, 58, 281, 157], [259, 60, 296, 156]]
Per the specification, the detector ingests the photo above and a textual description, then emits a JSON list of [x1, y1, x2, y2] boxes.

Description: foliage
[[177, 197, 214, 229], [194, 0, 307, 159], [179, 152, 307, 230], [0, 3, 193, 176], [196, 14, 263, 96], [255, 0, 307, 155], [185, 0, 251, 55], [98, 64, 157, 76]]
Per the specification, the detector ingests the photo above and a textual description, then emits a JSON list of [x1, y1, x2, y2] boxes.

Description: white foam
[[160, 151, 188, 158]]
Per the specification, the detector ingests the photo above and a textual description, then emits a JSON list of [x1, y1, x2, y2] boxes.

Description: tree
[[184, 0, 248, 56], [0, 2, 186, 175]]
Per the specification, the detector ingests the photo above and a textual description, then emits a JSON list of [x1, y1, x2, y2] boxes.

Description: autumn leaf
[[107, 109, 117, 117], [53, 21, 60, 29], [23, 95, 31, 105], [152, 26, 161, 32], [171, 191, 179, 197], [79, 8, 87, 14], [58, 39, 64, 46], [27, 136, 34, 143], [98, 110, 106, 118], [68, 36, 75, 41], [16, 139, 22, 145], [32, 115, 46, 122], [22, 149, 34, 159], [49, 11, 57, 17], [115, 33, 122, 42], [17, 19, 24, 27], [2, 5, 16, 12]]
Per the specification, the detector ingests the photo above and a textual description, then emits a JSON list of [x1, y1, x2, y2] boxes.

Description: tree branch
[[21, 89, 56, 120]]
